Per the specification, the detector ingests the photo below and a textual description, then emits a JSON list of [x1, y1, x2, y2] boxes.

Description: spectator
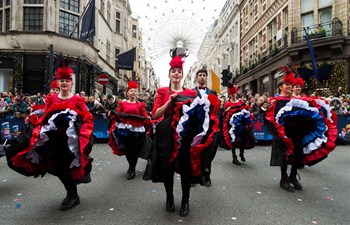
[[342, 101, 349, 115], [143, 93, 154, 115], [86, 96, 95, 112], [137, 93, 144, 102], [249, 97, 260, 115], [8, 96, 28, 117], [259, 102, 268, 114], [3, 92, 11, 104], [219, 95, 226, 106], [104, 94, 118, 116], [0, 97, 8, 111], [80, 91, 86, 99], [329, 97, 342, 115], [36, 93, 45, 105], [336, 86, 344, 98], [8, 90, 15, 103]]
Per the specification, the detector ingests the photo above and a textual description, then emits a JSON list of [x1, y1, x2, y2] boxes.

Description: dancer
[[292, 77, 305, 98], [264, 67, 337, 192], [223, 84, 255, 165], [6, 65, 94, 210], [192, 66, 220, 187], [108, 81, 149, 180], [149, 56, 218, 217]]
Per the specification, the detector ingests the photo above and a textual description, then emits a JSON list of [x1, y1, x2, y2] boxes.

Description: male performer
[[192, 67, 219, 187]]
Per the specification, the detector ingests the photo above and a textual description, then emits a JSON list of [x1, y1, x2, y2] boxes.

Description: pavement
[[0, 144, 349, 225]]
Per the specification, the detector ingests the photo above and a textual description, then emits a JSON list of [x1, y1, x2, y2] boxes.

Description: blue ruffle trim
[[179, 104, 205, 139], [113, 129, 141, 146], [279, 108, 326, 146], [232, 113, 251, 135]]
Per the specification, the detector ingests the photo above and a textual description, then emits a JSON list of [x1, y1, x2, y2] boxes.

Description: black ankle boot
[[179, 202, 189, 217], [280, 174, 294, 192], [232, 157, 241, 165], [127, 170, 136, 180], [203, 168, 211, 187], [239, 152, 246, 162], [289, 173, 303, 190], [204, 174, 211, 187], [166, 196, 175, 212], [60, 192, 80, 210]]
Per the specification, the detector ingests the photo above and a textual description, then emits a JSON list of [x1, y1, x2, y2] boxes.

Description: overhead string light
[[135, 0, 226, 63]]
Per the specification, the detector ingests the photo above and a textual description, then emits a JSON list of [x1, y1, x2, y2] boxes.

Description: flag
[[80, 0, 95, 40], [117, 47, 136, 70], [303, 27, 318, 79], [211, 69, 220, 94]]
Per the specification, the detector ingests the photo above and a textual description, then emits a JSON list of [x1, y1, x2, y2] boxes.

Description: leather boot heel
[[127, 170, 136, 180], [60, 193, 80, 211], [179, 203, 189, 217], [239, 152, 246, 162], [232, 157, 241, 165], [289, 173, 303, 190], [166, 197, 175, 212], [280, 174, 294, 192]]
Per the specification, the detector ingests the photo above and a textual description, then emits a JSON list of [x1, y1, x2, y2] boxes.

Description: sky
[[129, 0, 227, 86]]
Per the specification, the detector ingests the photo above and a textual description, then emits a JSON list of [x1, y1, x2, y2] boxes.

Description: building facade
[[0, 0, 147, 96], [237, 0, 349, 96], [187, 0, 241, 95]]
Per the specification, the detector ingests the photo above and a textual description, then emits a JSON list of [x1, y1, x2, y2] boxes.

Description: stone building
[[0, 0, 145, 96], [237, 0, 349, 96]]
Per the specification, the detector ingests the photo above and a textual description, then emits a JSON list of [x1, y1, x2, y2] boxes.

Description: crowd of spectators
[[218, 87, 350, 116], [0, 86, 349, 121]]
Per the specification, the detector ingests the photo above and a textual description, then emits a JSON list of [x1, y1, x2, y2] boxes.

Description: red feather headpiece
[[293, 77, 304, 87], [277, 66, 295, 86], [228, 85, 238, 95], [55, 66, 73, 79], [50, 80, 58, 89], [127, 81, 138, 89], [169, 56, 184, 69]]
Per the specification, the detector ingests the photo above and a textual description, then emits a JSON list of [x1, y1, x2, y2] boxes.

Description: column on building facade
[[268, 73, 274, 97], [257, 77, 262, 95]]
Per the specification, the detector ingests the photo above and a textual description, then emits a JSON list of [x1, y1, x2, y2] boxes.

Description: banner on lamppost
[[80, 0, 95, 40], [211, 69, 221, 94], [303, 27, 318, 79], [117, 47, 136, 71]]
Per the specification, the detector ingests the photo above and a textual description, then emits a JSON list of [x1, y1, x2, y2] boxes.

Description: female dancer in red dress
[[150, 56, 218, 217], [108, 81, 149, 180], [7, 66, 94, 210], [292, 77, 305, 98], [265, 67, 337, 192], [223, 85, 254, 165]]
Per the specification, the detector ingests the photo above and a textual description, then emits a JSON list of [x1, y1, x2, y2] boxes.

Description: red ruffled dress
[[149, 87, 220, 182], [7, 94, 94, 181], [264, 95, 337, 166], [223, 100, 255, 150], [108, 100, 149, 156]]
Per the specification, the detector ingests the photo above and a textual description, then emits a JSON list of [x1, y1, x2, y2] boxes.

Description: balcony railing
[[291, 18, 342, 44]]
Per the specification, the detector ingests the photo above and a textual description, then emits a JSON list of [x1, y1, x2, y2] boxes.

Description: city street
[[0, 144, 349, 225]]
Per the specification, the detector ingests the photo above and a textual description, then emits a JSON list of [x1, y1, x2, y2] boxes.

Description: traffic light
[[221, 69, 230, 86]]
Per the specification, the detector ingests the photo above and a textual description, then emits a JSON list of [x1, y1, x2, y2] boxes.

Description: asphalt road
[[1, 144, 349, 225]]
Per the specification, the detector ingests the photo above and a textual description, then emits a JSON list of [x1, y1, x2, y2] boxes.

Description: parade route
[[1, 144, 349, 225]]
